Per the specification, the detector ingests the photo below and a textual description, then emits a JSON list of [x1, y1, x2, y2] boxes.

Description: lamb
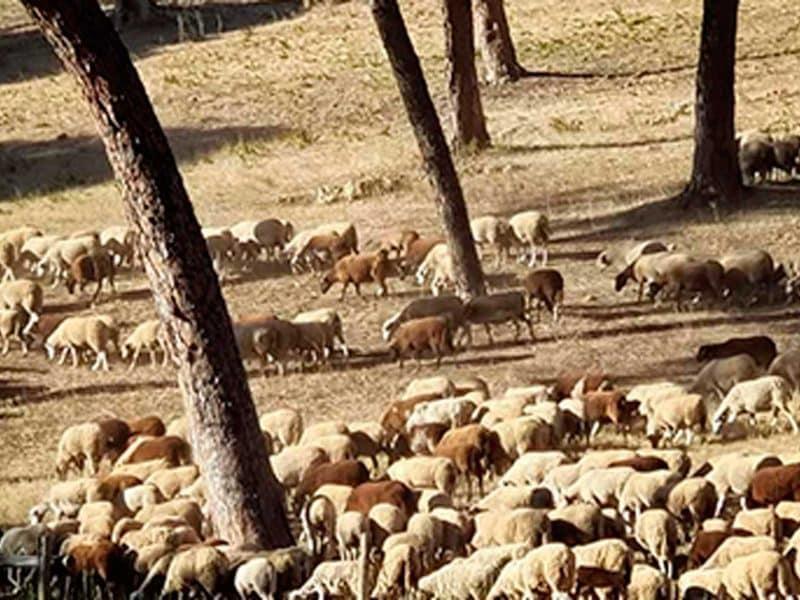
[[498, 451, 568, 487], [470, 215, 514, 266], [697, 335, 777, 369], [64, 250, 116, 303], [259, 408, 303, 450], [471, 507, 548, 549], [293, 308, 348, 358], [720, 550, 798, 598], [645, 393, 706, 447], [234, 556, 278, 600], [387, 456, 457, 496], [463, 291, 534, 346], [56, 422, 109, 478], [121, 319, 168, 370], [701, 535, 776, 569], [387, 316, 454, 368], [162, 544, 230, 596], [508, 210, 551, 267], [745, 463, 800, 508], [0, 279, 42, 336], [522, 267, 564, 322], [572, 538, 633, 599], [486, 543, 574, 600], [688, 353, 763, 403], [270, 446, 329, 489], [45, 315, 116, 371], [627, 563, 669, 600], [546, 502, 606, 546], [562, 467, 636, 507], [415, 243, 455, 296], [381, 295, 468, 345], [711, 375, 799, 435], [634, 509, 678, 577], [618, 470, 680, 521], [320, 250, 391, 299]]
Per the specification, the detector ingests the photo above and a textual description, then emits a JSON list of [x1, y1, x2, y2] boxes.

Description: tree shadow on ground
[[0, 0, 301, 86], [0, 124, 290, 200]]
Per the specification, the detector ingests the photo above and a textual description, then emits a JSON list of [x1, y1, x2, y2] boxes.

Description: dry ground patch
[[1, 0, 800, 525]]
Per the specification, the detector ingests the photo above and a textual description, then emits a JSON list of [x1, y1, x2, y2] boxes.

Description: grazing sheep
[[368, 502, 408, 548], [618, 470, 680, 521], [335, 511, 369, 560], [597, 240, 672, 270], [45, 315, 116, 371], [702, 535, 776, 569], [121, 320, 168, 370], [387, 456, 457, 496], [415, 243, 455, 296], [36, 237, 98, 285], [645, 393, 707, 447], [287, 558, 377, 600], [381, 295, 468, 345], [399, 236, 444, 275], [508, 210, 550, 267], [320, 250, 391, 299], [293, 308, 348, 358], [522, 268, 564, 322], [647, 258, 724, 310], [308, 434, 356, 463], [259, 408, 303, 450], [116, 436, 191, 467], [541, 463, 582, 504], [231, 218, 294, 259], [372, 541, 423, 599], [563, 467, 636, 507], [679, 567, 725, 598], [300, 495, 337, 558], [0, 279, 42, 336], [666, 478, 717, 531], [270, 446, 329, 489], [162, 544, 229, 596], [688, 353, 763, 403], [145, 466, 199, 500], [346, 481, 417, 517], [64, 250, 116, 303], [614, 252, 683, 301], [470, 216, 514, 266], [546, 502, 606, 546], [711, 375, 799, 435], [702, 452, 782, 516], [234, 556, 278, 600], [628, 381, 686, 417], [627, 563, 669, 600], [720, 249, 780, 303], [634, 509, 678, 577], [697, 335, 777, 369], [499, 451, 568, 487], [295, 461, 369, 504], [572, 538, 632, 599], [731, 507, 780, 540], [406, 396, 477, 431], [720, 550, 798, 598], [491, 417, 554, 460], [0, 306, 31, 354], [56, 422, 109, 478], [464, 291, 534, 346], [769, 349, 800, 395], [486, 543, 575, 600], [471, 508, 548, 549], [745, 463, 800, 508], [388, 316, 454, 368]]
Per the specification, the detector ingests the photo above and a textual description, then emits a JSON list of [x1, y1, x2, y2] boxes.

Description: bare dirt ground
[[1, 0, 800, 526]]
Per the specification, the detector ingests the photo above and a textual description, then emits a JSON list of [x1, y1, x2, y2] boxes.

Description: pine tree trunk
[[371, 0, 486, 298], [474, 0, 526, 85], [683, 0, 742, 208], [443, 0, 490, 151], [21, 0, 293, 549]]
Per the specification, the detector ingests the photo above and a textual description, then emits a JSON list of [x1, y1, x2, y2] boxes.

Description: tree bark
[[20, 0, 293, 549], [371, 0, 486, 298], [474, 0, 526, 85], [683, 0, 742, 208], [443, 0, 490, 151]]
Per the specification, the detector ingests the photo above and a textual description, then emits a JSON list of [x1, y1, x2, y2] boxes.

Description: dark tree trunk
[[113, 0, 151, 28], [443, 0, 490, 151], [683, 0, 742, 208], [474, 0, 526, 84], [371, 0, 486, 298], [20, 0, 293, 549]]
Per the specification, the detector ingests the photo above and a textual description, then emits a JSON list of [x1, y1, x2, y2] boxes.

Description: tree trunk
[[683, 0, 742, 208], [371, 0, 486, 298], [443, 0, 490, 151], [474, 0, 526, 85], [113, 0, 152, 29], [21, 0, 293, 549]]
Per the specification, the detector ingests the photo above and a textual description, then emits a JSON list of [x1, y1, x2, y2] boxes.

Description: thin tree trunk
[[683, 0, 742, 208], [474, 0, 526, 84], [443, 0, 490, 151], [21, 0, 293, 549], [371, 0, 486, 298]]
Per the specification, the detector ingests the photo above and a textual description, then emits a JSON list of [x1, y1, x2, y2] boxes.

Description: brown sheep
[[746, 463, 800, 508], [346, 481, 417, 517], [65, 250, 116, 304], [688, 530, 731, 569], [88, 474, 143, 502], [95, 418, 132, 458], [126, 416, 166, 438], [432, 443, 485, 499], [582, 390, 639, 440], [523, 268, 564, 322], [648, 259, 724, 310], [116, 436, 191, 467], [379, 392, 443, 436], [697, 336, 777, 369], [295, 460, 370, 503], [63, 540, 130, 585], [388, 316, 453, 368], [436, 424, 512, 477], [377, 229, 419, 257], [554, 369, 609, 400], [609, 456, 669, 472], [399, 236, 444, 275], [320, 250, 391, 299]]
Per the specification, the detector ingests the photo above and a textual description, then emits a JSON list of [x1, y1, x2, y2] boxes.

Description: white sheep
[[313, 484, 355, 517], [627, 563, 669, 600], [336, 511, 369, 560], [415, 243, 455, 296], [308, 434, 355, 463], [618, 470, 679, 522], [372, 541, 423, 599], [120, 484, 165, 513], [712, 375, 799, 435], [470, 215, 514, 266], [633, 509, 678, 577], [666, 477, 717, 531], [162, 544, 229, 596], [146, 466, 200, 500], [486, 543, 575, 600], [259, 408, 303, 450], [499, 451, 568, 487], [45, 315, 116, 371], [387, 456, 457, 496], [471, 508, 548, 549], [575, 449, 636, 475], [56, 423, 108, 478], [572, 538, 632, 597], [678, 567, 724, 597], [701, 535, 776, 569], [0, 279, 42, 335], [546, 502, 606, 545], [121, 319, 168, 370], [644, 393, 706, 446], [541, 463, 582, 503], [299, 421, 348, 445], [508, 210, 551, 267], [300, 495, 337, 558], [0, 307, 31, 354], [270, 445, 329, 489], [732, 507, 780, 540], [721, 550, 798, 598], [404, 376, 455, 400], [490, 417, 554, 460], [704, 452, 781, 515], [230, 218, 294, 259], [563, 467, 635, 507], [405, 396, 477, 430], [627, 381, 685, 417], [287, 559, 372, 600], [475, 486, 545, 512], [416, 489, 454, 513], [234, 556, 278, 600]]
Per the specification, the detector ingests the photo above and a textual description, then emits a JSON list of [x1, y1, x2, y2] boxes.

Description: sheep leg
[[512, 319, 520, 341], [782, 406, 799, 433], [484, 324, 493, 346], [148, 346, 157, 366], [90, 279, 102, 305], [524, 315, 535, 342], [128, 347, 141, 371], [21, 305, 39, 336], [1, 336, 8, 355], [589, 421, 601, 441], [714, 494, 726, 517], [69, 345, 79, 367]]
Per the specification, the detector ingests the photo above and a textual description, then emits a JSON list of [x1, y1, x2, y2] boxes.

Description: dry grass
[[1, 0, 800, 526]]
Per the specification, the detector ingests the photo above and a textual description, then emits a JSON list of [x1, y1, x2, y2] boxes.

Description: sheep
[[720, 550, 798, 598], [618, 470, 680, 521], [0, 523, 48, 555], [309, 484, 354, 517], [546, 502, 606, 546], [720, 249, 780, 303], [112, 458, 172, 481], [679, 567, 725, 598], [776, 500, 800, 536], [388, 316, 454, 368], [121, 319, 168, 370], [739, 134, 776, 183], [572, 538, 632, 599], [697, 335, 777, 369], [415, 243, 455, 296], [769, 349, 800, 395], [17, 234, 60, 270], [399, 236, 445, 275], [563, 467, 636, 507], [293, 308, 348, 358], [336, 511, 369, 560], [381, 295, 468, 344], [491, 417, 554, 460], [56, 422, 109, 478], [647, 258, 724, 310], [320, 250, 391, 299], [287, 558, 377, 600], [0, 279, 42, 336], [259, 408, 303, 450], [406, 396, 477, 431], [418, 543, 529, 599], [134, 499, 204, 536], [416, 489, 454, 513], [295, 460, 370, 504], [162, 544, 229, 596], [702, 452, 782, 516], [688, 353, 763, 404], [430, 507, 474, 555], [711, 375, 799, 435], [289, 222, 358, 271], [0, 306, 32, 354], [36, 237, 99, 285], [645, 393, 707, 447], [627, 563, 669, 600], [299, 421, 348, 444], [300, 495, 337, 558], [368, 502, 408, 548], [627, 381, 686, 417], [145, 465, 199, 500], [471, 508, 548, 549], [522, 267, 564, 322], [374, 229, 419, 257], [230, 218, 294, 259], [614, 252, 684, 301], [470, 215, 514, 266], [634, 509, 678, 577], [346, 481, 417, 517], [701, 535, 776, 569], [576, 449, 636, 474], [99, 225, 136, 266], [541, 463, 582, 503], [597, 239, 672, 270], [731, 507, 780, 540], [667, 478, 717, 532], [609, 456, 669, 472], [499, 451, 568, 487], [486, 543, 574, 600], [387, 456, 457, 496], [116, 435, 192, 467], [403, 513, 442, 569], [64, 250, 116, 303], [372, 541, 424, 599], [270, 446, 329, 489], [234, 556, 278, 600], [463, 291, 534, 346], [44, 478, 100, 518], [745, 463, 800, 508], [307, 434, 356, 463], [45, 315, 116, 371], [508, 210, 550, 267]]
